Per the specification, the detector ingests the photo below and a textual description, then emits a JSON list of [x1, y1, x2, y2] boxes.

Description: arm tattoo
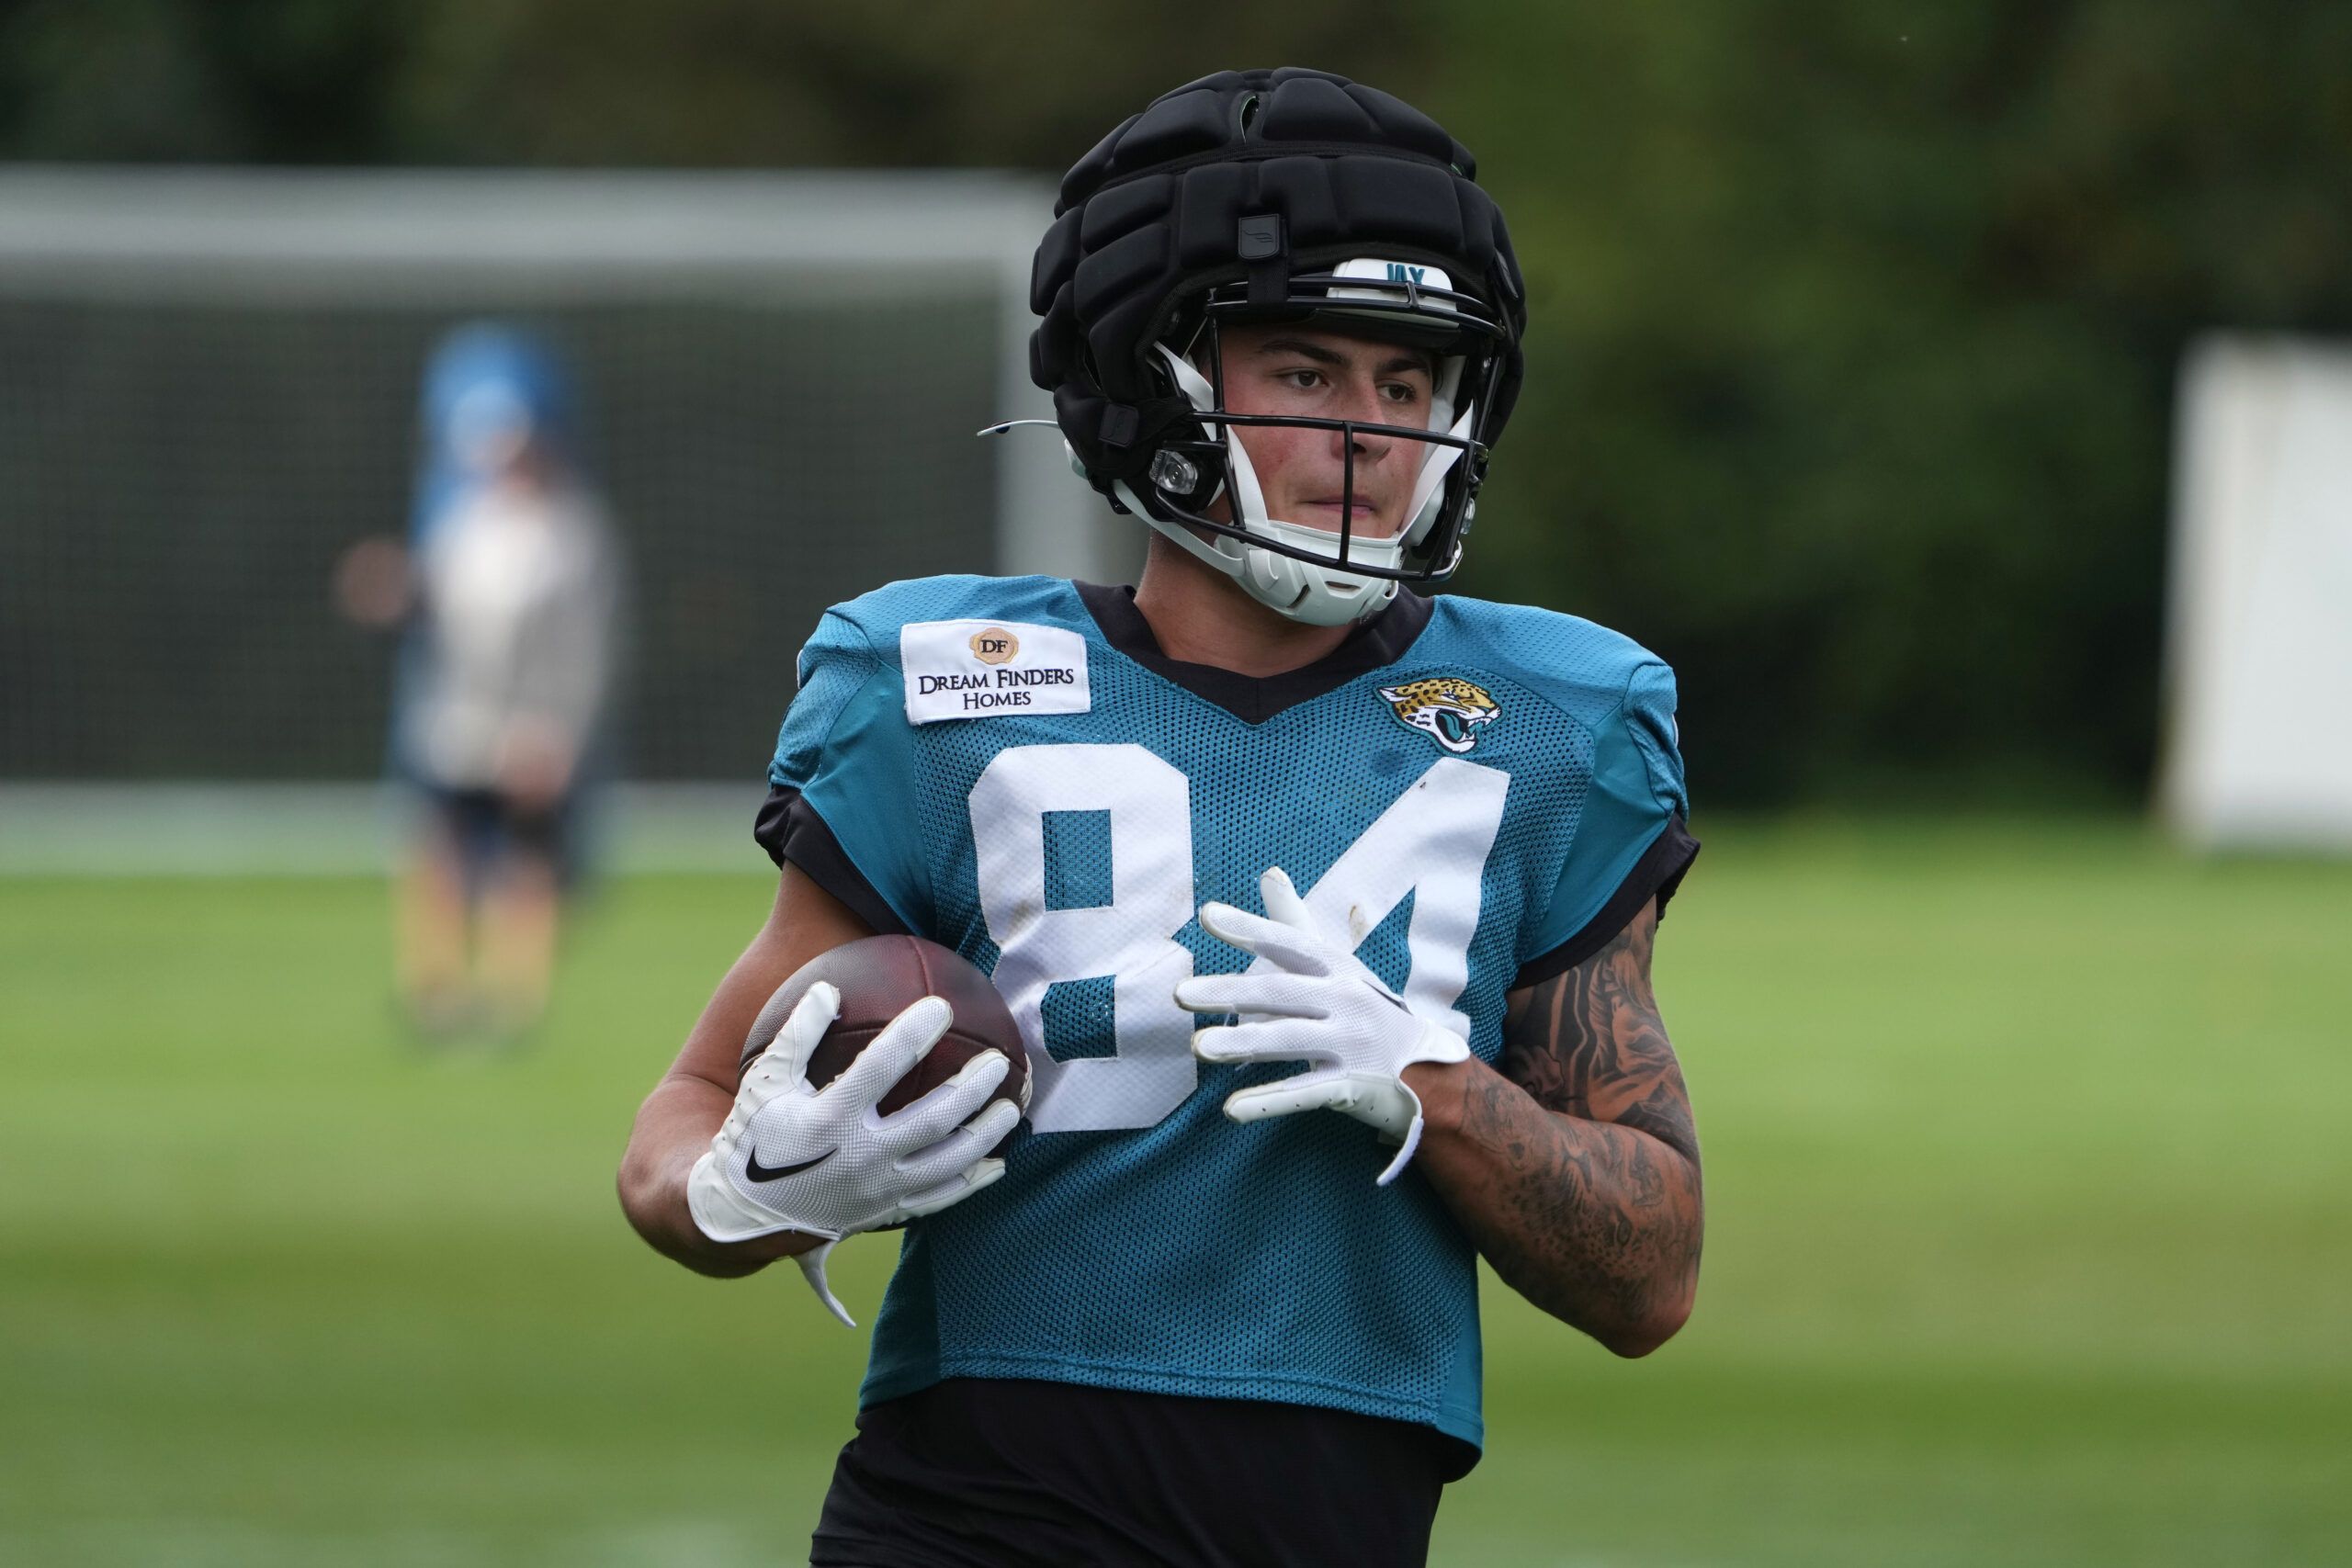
[[1436, 901, 1702, 1347], [1501, 905, 1701, 1167]]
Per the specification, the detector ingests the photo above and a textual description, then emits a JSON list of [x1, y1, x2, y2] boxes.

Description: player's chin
[[1295, 501, 1404, 542]]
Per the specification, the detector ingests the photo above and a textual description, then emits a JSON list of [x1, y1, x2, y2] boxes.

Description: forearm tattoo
[[1500, 905, 1700, 1167], [1449, 903, 1702, 1343]]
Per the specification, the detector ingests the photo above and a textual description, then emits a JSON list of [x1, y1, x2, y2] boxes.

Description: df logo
[[968, 627, 1020, 666]]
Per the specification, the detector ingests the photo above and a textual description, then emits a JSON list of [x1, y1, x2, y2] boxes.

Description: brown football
[[741, 934, 1030, 1155]]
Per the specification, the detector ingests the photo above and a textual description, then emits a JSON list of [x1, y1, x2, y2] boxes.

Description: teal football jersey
[[759, 575, 1694, 1453]]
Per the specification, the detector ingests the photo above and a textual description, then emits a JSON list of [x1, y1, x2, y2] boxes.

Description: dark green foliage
[[0, 1, 1435, 169], [1439, 3, 2352, 803], [5, 2, 2347, 800]]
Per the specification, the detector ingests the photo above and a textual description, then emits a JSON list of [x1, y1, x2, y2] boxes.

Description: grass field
[[3, 819, 2347, 1566]]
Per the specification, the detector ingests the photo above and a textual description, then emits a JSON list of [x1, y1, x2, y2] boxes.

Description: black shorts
[[426, 785, 573, 883], [809, 1378, 1468, 1568]]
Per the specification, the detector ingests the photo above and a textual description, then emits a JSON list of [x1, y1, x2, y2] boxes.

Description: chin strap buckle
[[1238, 213, 1288, 309]]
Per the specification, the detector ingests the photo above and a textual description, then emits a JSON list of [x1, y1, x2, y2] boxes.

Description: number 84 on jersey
[[968, 741, 1509, 1135]]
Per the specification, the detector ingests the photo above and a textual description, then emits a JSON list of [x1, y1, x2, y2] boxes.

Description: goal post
[[0, 165, 1118, 573], [0, 167, 1131, 799]]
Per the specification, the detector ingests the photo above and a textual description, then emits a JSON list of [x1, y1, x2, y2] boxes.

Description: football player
[[620, 67, 1703, 1566]]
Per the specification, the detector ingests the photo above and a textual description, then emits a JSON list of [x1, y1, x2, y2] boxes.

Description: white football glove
[[686, 978, 1023, 1327], [1176, 867, 1470, 1186]]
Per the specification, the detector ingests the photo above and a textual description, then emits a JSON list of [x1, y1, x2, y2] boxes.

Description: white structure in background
[[2163, 335, 2352, 851], [0, 166, 1108, 581]]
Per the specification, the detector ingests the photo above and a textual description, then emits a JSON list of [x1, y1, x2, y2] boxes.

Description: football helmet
[[1028, 68, 1527, 625]]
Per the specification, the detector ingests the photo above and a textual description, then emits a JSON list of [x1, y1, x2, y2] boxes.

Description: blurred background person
[[336, 323, 624, 1041]]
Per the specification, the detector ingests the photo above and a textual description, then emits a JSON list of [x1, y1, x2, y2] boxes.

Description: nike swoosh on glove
[[686, 978, 1022, 1326], [1176, 866, 1470, 1186]]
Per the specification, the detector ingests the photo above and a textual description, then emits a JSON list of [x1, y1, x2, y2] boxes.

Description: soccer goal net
[[0, 169, 1127, 869]]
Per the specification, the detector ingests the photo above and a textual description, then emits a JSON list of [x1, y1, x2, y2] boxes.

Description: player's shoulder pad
[[1440, 599, 1692, 968], [1429, 596, 1671, 727], [1430, 593, 1686, 821], [799, 575, 1088, 678]]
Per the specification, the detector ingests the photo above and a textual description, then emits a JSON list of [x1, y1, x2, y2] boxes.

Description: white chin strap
[[1109, 346, 1472, 628]]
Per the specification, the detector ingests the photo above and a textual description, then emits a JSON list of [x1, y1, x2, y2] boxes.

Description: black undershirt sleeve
[[1511, 815, 1701, 990], [753, 784, 910, 937]]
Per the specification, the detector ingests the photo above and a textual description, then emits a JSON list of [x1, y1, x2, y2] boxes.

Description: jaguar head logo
[[1379, 677, 1500, 754]]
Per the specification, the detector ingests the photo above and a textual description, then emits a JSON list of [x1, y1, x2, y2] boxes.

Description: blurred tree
[[1438, 0, 2352, 803], [385, 0, 1434, 170], [0, 1, 1436, 168], [0, 0, 420, 160], [4, 0, 2347, 803]]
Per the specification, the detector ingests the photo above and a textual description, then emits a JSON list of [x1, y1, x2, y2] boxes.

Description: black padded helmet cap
[[1031, 67, 1527, 491], [1056, 67, 1476, 207]]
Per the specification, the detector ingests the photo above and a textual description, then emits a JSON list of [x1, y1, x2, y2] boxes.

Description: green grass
[[3, 819, 2347, 1565]]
